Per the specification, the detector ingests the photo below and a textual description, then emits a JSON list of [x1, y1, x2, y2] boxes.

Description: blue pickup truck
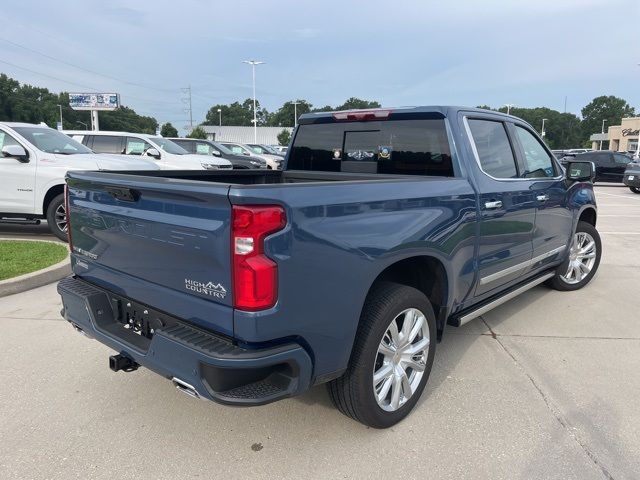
[[58, 106, 601, 428]]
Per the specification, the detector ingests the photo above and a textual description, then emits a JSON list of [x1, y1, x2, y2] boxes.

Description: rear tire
[[327, 282, 436, 428], [46, 193, 68, 242], [630, 187, 640, 194], [547, 221, 601, 292]]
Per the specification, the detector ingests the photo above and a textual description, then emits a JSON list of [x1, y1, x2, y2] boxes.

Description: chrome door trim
[[479, 245, 566, 285]]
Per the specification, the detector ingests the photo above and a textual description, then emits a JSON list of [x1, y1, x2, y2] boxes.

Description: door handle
[[536, 194, 549, 202], [484, 200, 503, 209]]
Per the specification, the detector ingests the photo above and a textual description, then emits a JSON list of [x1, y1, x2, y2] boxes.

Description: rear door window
[[196, 142, 213, 155], [467, 119, 518, 179], [126, 137, 152, 155], [91, 135, 123, 154], [288, 118, 453, 176]]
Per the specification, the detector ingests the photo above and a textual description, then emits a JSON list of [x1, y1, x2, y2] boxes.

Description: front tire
[[630, 186, 640, 194], [46, 193, 68, 241], [327, 282, 436, 428], [547, 221, 601, 291]]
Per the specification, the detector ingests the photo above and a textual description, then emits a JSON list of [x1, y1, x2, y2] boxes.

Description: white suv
[[66, 131, 232, 170], [0, 122, 159, 240]]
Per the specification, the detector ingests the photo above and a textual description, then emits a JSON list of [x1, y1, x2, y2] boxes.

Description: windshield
[[149, 137, 189, 155], [222, 143, 251, 155], [12, 127, 92, 154], [249, 144, 268, 154]]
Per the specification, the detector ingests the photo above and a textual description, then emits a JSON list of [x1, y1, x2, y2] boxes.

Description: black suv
[[564, 151, 631, 183], [168, 138, 267, 169]]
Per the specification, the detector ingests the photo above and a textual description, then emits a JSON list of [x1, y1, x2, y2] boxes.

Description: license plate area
[[104, 295, 181, 349]]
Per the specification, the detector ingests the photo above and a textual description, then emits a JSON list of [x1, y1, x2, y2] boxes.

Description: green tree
[[188, 126, 207, 139], [99, 107, 157, 134], [581, 95, 635, 142], [277, 129, 291, 146], [268, 100, 312, 127], [160, 122, 178, 137], [203, 98, 269, 126], [496, 106, 583, 149], [334, 97, 381, 110]]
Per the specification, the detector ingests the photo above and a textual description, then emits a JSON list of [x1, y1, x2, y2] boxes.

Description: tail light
[[64, 184, 73, 250], [232, 205, 286, 310]]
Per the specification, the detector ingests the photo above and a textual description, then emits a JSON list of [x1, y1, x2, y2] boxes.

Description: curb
[[0, 239, 71, 298]]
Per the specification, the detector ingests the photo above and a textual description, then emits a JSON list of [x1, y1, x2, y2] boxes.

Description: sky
[[1, 0, 639, 133]]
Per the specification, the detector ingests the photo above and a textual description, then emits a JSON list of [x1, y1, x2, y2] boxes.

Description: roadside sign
[[69, 93, 120, 111]]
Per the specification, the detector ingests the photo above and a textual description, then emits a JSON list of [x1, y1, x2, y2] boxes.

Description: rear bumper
[[57, 276, 312, 406]]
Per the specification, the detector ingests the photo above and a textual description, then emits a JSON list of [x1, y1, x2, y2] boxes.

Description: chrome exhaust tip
[[172, 377, 200, 399]]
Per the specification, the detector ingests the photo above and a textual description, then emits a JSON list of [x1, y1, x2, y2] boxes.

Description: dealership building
[[596, 117, 640, 153]]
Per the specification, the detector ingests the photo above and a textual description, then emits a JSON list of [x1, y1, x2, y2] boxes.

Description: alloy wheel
[[561, 231, 597, 284], [372, 308, 430, 412]]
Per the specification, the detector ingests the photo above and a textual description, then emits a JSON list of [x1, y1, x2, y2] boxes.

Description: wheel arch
[[42, 184, 65, 215], [578, 206, 597, 227], [364, 255, 450, 339]]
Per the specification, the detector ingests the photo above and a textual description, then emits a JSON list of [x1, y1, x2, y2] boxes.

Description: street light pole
[[503, 103, 514, 115], [293, 101, 300, 127], [242, 60, 265, 143], [600, 119, 607, 150], [541, 118, 548, 139], [217, 108, 222, 127]]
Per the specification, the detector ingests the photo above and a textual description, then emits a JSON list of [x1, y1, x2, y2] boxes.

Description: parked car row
[[65, 131, 233, 170], [0, 122, 160, 240], [555, 150, 640, 185], [219, 142, 284, 170]]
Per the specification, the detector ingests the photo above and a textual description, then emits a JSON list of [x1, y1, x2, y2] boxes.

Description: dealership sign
[[622, 128, 640, 137], [69, 93, 120, 111]]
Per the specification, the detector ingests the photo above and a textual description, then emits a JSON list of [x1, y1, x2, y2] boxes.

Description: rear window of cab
[[288, 118, 454, 176]]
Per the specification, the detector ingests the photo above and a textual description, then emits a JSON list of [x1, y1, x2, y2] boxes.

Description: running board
[[451, 272, 555, 327]]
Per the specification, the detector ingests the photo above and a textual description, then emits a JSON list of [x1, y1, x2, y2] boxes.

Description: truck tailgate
[[66, 171, 234, 336]]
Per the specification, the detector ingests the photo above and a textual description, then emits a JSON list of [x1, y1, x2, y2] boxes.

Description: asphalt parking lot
[[1, 184, 639, 480]]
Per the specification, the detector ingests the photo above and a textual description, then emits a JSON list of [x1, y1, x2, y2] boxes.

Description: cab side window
[[514, 126, 556, 178], [468, 119, 518, 179], [91, 136, 123, 154], [0, 130, 22, 157]]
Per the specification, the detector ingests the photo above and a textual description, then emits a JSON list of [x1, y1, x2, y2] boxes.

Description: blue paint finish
[[60, 106, 597, 394]]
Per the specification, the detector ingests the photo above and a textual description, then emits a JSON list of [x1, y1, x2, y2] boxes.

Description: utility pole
[[600, 119, 607, 150], [242, 60, 265, 143], [56, 104, 63, 130], [293, 101, 300, 127], [217, 108, 222, 127], [563, 96, 567, 113], [181, 85, 193, 130]]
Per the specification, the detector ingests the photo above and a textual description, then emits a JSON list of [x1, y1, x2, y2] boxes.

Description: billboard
[[69, 93, 120, 111]]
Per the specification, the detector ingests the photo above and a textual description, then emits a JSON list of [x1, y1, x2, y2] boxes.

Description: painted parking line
[[597, 191, 640, 201], [599, 232, 640, 235]]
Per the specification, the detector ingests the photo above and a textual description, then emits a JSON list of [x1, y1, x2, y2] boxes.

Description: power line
[[0, 58, 98, 91], [0, 36, 177, 94], [0, 58, 181, 107]]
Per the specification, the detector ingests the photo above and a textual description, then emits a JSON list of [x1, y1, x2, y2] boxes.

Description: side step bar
[[451, 272, 555, 327]]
